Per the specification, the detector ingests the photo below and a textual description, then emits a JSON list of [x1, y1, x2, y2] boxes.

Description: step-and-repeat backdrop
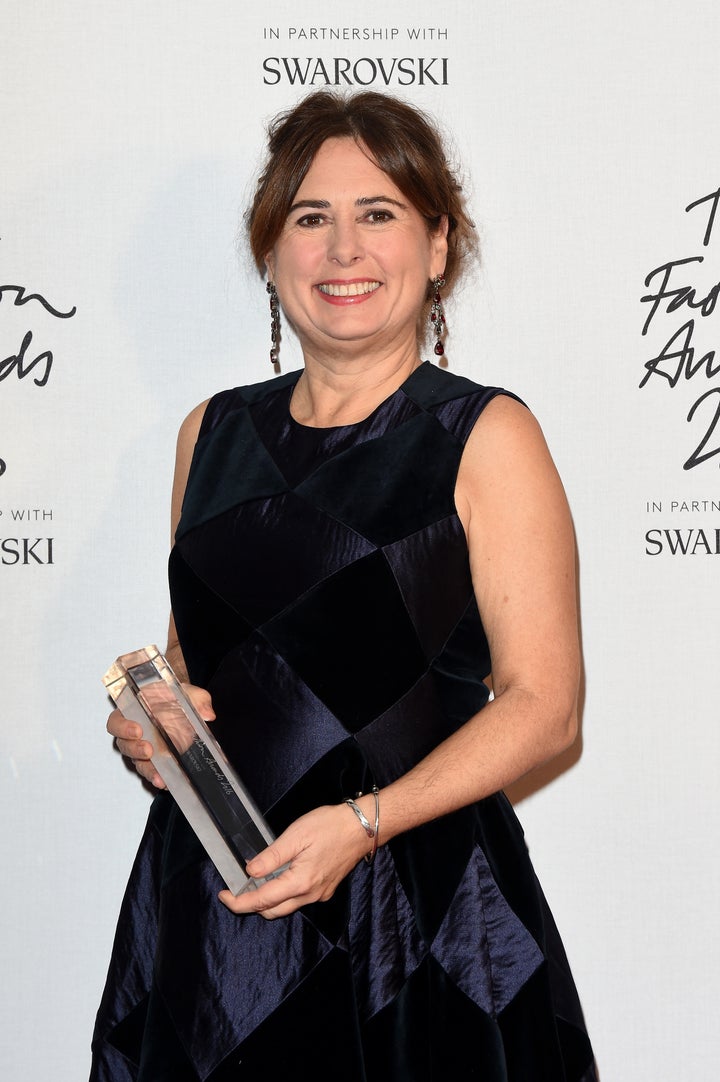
[[2, 3, 718, 1078]]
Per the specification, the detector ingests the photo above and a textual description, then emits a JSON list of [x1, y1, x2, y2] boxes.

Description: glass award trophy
[[103, 645, 287, 895]]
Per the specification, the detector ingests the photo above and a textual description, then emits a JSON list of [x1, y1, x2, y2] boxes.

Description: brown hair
[[247, 90, 476, 293]]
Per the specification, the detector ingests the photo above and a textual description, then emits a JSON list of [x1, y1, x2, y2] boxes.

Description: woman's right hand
[[107, 685, 215, 789]]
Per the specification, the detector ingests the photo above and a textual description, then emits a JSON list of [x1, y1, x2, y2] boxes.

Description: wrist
[[343, 786, 380, 864]]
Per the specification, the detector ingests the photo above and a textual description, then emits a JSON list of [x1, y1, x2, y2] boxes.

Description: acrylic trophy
[[103, 645, 287, 895]]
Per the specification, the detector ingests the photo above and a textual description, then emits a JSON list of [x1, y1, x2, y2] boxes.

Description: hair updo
[[247, 90, 476, 295]]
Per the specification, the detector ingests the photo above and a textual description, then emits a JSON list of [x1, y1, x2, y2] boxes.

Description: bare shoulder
[[464, 393, 550, 461], [456, 394, 566, 523], [170, 399, 211, 541], [177, 398, 211, 452]]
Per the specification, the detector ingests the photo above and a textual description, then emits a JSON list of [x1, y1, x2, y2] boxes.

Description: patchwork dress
[[91, 362, 597, 1082]]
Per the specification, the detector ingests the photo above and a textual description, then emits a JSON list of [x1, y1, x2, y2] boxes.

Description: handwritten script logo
[[640, 186, 720, 469], [0, 250, 77, 474]]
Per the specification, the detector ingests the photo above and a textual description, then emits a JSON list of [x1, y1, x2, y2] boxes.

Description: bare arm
[[367, 394, 579, 839], [163, 399, 211, 680], [108, 400, 213, 782], [224, 395, 580, 917]]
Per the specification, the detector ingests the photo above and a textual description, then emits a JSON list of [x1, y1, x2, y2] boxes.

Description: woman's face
[[266, 137, 447, 363]]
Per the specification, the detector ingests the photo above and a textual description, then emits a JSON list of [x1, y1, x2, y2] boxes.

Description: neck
[[290, 347, 423, 428]]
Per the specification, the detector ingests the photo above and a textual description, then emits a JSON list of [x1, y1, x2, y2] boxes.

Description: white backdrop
[[2, 2, 719, 1079]]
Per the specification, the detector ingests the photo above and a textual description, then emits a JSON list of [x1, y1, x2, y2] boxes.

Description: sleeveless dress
[[91, 363, 597, 1082]]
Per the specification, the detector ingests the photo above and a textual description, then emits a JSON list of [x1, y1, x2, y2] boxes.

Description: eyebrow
[[288, 195, 408, 214]]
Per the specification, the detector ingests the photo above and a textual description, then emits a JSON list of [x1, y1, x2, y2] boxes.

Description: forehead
[[294, 137, 401, 199]]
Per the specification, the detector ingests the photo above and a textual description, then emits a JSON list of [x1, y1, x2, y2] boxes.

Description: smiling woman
[[264, 138, 448, 378], [249, 92, 473, 279], [93, 90, 598, 1082]]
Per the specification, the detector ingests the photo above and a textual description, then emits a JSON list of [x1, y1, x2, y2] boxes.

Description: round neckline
[[286, 362, 427, 433]]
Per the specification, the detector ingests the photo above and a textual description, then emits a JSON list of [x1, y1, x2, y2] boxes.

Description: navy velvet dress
[[91, 363, 597, 1082]]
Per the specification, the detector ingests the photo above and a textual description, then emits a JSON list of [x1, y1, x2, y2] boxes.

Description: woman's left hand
[[218, 802, 374, 919]]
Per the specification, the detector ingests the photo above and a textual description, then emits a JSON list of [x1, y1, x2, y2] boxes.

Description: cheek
[[274, 241, 322, 285], [400, 231, 437, 269]]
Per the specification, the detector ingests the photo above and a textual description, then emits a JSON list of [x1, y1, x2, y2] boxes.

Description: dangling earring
[[430, 275, 447, 367], [267, 281, 281, 372]]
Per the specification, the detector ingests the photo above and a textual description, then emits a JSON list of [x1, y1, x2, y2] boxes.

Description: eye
[[296, 213, 326, 228], [364, 209, 395, 224]]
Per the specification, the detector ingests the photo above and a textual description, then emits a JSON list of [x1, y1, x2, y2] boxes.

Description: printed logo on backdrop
[[261, 25, 449, 86], [0, 237, 75, 563], [640, 187, 720, 554]]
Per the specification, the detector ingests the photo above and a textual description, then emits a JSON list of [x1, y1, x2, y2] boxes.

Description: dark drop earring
[[430, 275, 447, 366], [267, 281, 281, 372]]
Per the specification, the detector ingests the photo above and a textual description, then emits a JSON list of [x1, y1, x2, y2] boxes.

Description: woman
[[93, 91, 597, 1081]]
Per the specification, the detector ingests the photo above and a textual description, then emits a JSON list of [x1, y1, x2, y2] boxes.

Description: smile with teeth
[[317, 281, 381, 297]]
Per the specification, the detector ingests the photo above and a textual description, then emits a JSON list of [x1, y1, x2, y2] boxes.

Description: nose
[[326, 218, 364, 266]]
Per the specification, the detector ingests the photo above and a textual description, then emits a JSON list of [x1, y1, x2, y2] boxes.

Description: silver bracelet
[[344, 785, 380, 865]]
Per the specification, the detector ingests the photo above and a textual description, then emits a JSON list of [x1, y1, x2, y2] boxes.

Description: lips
[[317, 280, 381, 298]]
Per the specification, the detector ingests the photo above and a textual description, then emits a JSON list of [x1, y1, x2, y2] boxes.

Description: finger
[[218, 888, 302, 920], [245, 840, 296, 880], [217, 879, 291, 913], [217, 888, 259, 915], [106, 711, 143, 740], [184, 685, 215, 721], [130, 758, 166, 789], [115, 738, 154, 761], [218, 894, 301, 919], [256, 897, 307, 920], [218, 870, 297, 915]]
